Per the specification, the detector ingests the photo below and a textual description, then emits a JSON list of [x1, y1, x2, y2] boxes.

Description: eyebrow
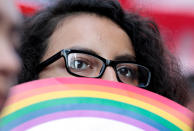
[[68, 46, 136, 61], [114, 55, 136, 62], [69, 46, 99, 56]]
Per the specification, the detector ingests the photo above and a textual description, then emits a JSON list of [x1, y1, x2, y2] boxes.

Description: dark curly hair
[[18, 0, 189, 105]]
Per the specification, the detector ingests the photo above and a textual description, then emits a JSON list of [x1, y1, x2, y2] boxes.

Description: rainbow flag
[[0, 77, 193, 130]]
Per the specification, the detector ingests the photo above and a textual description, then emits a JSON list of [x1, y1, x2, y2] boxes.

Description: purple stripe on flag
[[13, 110, 157, 131]]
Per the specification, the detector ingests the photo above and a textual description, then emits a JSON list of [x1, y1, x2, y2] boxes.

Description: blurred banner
[[15, 0, 194, 75]]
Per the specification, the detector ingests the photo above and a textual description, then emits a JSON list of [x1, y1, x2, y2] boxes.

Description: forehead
[[45, 13, 135, 61], [0, 0, 21, 26]]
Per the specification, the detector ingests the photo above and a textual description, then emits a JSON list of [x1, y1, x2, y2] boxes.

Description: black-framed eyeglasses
[[37, 49, 151, 88]]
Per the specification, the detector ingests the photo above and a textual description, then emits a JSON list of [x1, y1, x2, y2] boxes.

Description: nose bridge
[[105, 59, 111, 66], [101, 65, 118, 82]]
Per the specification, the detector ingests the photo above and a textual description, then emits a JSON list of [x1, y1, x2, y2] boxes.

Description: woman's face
[[39, 13, 135, 82]]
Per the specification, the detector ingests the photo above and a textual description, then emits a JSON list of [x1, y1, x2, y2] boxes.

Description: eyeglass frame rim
[[36, 49, 151, 88]]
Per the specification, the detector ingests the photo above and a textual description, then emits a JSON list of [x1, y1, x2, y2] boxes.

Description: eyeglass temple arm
[[36, 51, 62, 73]]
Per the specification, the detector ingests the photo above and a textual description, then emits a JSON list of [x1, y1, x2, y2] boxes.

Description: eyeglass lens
[[67, 53, 104, 77]]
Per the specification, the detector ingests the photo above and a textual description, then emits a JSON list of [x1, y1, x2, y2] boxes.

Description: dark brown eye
[[117, 67, 133, 78], [69, 60, 90, 70]]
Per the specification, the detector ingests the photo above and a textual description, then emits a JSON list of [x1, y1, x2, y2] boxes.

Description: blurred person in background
[[186, 75, 194, 112], [186, 75, 194, 130], [0, 0, 22, 111], [18, 0, 189, 106]]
